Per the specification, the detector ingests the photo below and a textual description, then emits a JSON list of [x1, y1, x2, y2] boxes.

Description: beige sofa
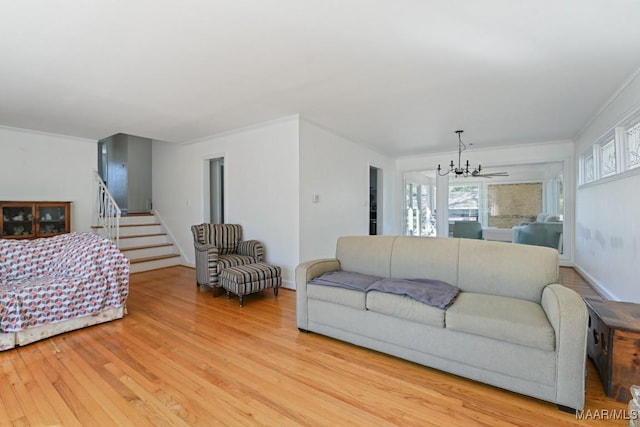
[[296, 235, 588, 412]]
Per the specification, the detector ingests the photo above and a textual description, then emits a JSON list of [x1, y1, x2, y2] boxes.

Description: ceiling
[[1, 1, 640, 156]]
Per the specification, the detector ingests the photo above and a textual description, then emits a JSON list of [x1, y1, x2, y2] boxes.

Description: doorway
[[209, 157, 225, 224], [369, 166, 383, 235], [97, 133, 153, 214]]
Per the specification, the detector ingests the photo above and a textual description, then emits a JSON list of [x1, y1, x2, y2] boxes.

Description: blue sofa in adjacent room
[[512, 214, 563, 251]]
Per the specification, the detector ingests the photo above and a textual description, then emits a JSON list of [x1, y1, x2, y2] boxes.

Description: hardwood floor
[[0, 266, 629, 426], [559, 267, 605, 301]]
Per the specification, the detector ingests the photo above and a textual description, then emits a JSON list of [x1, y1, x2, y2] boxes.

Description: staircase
[[93, 171, 181, 273], [94, 213, 182, 273]]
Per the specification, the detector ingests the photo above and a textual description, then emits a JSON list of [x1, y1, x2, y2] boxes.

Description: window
[[448, 184, 479, 223], [580, 111, 640, 185], [600, 138, 617, 177], [403, 163, 566, 255], [583, 152, 594, 184], [626, 121, 640, 170]]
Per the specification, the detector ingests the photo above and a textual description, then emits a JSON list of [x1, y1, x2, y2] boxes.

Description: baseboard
[[573, 265, 619, 301], [281, 280, 295, 290]]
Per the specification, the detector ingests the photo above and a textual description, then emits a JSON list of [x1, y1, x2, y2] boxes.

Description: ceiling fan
[[437, 130, 509, 178], [471, 170, 509, 178]]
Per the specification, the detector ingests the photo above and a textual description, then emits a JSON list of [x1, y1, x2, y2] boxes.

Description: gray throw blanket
[[367, 278, 459, 309], [309, 270, 381, 291], [310, 270, 459, 309]]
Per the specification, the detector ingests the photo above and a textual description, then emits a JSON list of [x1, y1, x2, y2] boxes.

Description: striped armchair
[[191, 224, 265, 290]]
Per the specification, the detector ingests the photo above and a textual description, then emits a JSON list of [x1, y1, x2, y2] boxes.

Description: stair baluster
[[95, 172, 121, 247]]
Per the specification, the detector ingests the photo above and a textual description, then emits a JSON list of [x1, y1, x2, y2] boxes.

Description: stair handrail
[[95, 171, 121, 247]]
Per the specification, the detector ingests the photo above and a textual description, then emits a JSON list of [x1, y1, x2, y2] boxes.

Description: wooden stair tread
[[119, 232, 167, 239], [120, 243, 173, 251], [91, 223, 160, 229], [129, 254, 180, 264]]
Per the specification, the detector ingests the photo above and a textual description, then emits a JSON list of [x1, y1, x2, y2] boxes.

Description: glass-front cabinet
[[1, 201, 71, 239], [1, 202, 35, 238]]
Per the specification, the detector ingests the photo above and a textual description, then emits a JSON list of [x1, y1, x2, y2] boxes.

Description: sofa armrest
[[295, 258, 341, 330], [237, 240, 264, 262], [541, 284, 588, 411]]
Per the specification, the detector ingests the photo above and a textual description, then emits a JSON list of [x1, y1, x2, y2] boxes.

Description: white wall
[[299, 119, 396, 262], [574, 71, 640, 302], [152, 116, 300, 288], [396, 141, 575, 263], [0, 126, 96, 232]]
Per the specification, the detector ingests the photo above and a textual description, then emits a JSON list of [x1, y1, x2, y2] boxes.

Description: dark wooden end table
[[585, 298, 640, 402]]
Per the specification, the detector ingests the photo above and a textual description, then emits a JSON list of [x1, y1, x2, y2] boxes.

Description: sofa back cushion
[[513, 222, 563, 249], [0, 232, 125, 283], [390, 236, 460, 285], [334, 235, 558, 303], [457, 239, 559, 302], [336, 236, 397, 278], [536, 213, 550, 222]]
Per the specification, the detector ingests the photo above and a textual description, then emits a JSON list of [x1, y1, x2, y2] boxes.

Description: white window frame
[[599, 135, 617, 178], [580, 109, 640, 187], [580, 149, 595, 185], [625, 119, 640, 171]]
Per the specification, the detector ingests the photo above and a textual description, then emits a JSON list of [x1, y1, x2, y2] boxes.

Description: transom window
[[579, 113, 640, 186], [600, 138, 616, 177], [583, 152, 594, 184], [627, 121, 640, 170]]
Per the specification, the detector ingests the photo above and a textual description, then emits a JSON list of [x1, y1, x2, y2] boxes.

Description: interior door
[[209, 157, 225, 224]]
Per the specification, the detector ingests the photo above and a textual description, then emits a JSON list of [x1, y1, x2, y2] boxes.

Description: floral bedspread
[[0, 232, 129, 333]]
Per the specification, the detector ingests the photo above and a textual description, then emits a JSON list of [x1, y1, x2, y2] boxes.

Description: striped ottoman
[[219, 262, 281, 307]]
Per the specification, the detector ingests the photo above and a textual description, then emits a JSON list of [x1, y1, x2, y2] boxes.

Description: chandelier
[[437, 130, 481, 178]]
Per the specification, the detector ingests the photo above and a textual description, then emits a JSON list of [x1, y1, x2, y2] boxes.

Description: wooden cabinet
[[585, 298, 640, 402], [1, 201, 71, 239]]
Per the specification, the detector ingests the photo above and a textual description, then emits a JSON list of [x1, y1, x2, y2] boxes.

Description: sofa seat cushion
[[307, 284, 366, 310], [446, 292, 555, 351], [366, 291, 445, 328]]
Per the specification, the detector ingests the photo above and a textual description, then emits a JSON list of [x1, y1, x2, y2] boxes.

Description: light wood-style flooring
[[0, 266, 628, 426], [559, 267, 605, 301]]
